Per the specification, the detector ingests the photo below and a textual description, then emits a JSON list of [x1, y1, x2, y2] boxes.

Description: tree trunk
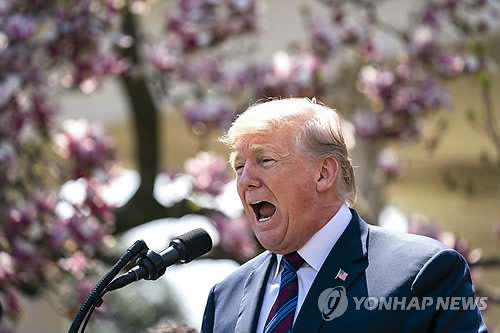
[[113, 6, 167, 234], [350, 138, 384, 224]]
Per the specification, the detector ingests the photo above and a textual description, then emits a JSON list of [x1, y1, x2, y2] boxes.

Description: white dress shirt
[[255, 204, 352, 333]]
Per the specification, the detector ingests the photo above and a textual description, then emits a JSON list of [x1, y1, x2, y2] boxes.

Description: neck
[[316, 198, 343, 228]]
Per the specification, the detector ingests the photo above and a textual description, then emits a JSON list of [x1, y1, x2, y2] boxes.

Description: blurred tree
[[0, 0, 499, 331]]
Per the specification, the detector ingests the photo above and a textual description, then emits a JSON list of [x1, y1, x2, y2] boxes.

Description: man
[[201, 98, 487, 333]]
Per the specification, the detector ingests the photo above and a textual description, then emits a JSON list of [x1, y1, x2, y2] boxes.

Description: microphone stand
[[68, 240, 148, 333]]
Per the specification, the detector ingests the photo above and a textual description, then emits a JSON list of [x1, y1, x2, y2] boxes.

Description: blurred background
[[0, 0, 499, 332]]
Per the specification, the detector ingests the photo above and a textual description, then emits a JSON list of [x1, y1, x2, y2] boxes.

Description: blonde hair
[[221, 98, 357, 206]]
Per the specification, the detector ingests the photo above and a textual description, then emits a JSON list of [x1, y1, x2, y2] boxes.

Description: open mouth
[[250, 201, 276, 222]]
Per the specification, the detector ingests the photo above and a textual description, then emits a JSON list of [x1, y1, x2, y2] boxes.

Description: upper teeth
[[251, 200, 264, 205]]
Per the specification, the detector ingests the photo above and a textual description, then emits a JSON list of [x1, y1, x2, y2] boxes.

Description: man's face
[[233, 127, 323, 254]]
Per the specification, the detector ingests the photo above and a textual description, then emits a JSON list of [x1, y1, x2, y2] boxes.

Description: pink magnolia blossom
[[145, 39, 183, 73], [407, 214, 442, 240], [421, 4, 441, 29], [106, 0, 125, 12], [165, 0, 260, 52], [10, 238, 48, 281], [356, 65, 450, 140], [84, 178, 115, 222], [307, 17, 341, 58], [358, 66, 395, 101], [361, 40, 382, 61], [376, 148, 407, 180], [305, 11, 368, 58], [414, 77, 451, 110], [0, 252, 15, 283], [438, 231, 470, 260], [59, 251, 95, 278], [183, 97, 235, 132], [0, 142, 16, 183], [33, 192, 57, 214], [67, 53, 128, 92], [47, 218, 71, 252], [351, 109, 381, 138], [55, 119, 116, 179], [433, 53, 465, 77], [0, 0, 11, 15], [406, 214, 471, 260], [408, 26, 435, 60], [184, 151, 230, 196], [176, 55, 225, 82], [210, 213, 256, 259], [250, 50, 322, 97], [6, 14, 36, 41], [66, 214, 106, 249], [8, 203, 36, 232]]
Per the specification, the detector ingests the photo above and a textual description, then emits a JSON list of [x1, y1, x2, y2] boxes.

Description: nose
[[238, 163, 262, 190]]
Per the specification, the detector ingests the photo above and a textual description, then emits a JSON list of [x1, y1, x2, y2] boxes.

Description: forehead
[[232, 128, 296, 159]]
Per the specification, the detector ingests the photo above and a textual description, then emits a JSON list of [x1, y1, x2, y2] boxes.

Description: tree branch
[[470, 256, 500, 268], [479, 72, 500, 161], [475, 285, 500, 304]]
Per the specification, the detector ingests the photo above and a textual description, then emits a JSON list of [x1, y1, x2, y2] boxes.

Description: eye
[[234, 164, 244, 173], [261, 158, 275, 165]]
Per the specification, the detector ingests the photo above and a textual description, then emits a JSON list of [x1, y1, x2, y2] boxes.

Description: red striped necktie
[[264, 252, 305, 333]]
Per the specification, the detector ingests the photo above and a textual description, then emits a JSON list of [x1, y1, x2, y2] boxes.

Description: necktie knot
[[283, 251, 305, 273]]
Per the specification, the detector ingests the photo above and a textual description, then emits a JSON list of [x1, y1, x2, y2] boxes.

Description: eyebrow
[[231, 144, 280, 166], [250, 145, 276, 155]]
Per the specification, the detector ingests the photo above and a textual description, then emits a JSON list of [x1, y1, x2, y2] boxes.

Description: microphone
[[107, 228, 212, 291]]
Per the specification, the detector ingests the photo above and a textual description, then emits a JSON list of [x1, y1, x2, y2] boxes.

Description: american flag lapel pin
[[335, 268, 348, 281]]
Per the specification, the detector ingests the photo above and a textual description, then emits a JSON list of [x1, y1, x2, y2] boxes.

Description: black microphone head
[[171, 228, 212, 263]]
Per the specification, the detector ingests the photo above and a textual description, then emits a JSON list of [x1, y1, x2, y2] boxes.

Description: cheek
[[288, 183, 317, 218]]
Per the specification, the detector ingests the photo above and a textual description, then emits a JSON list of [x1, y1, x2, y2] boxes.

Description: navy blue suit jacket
[[201, 210, 487, 333]]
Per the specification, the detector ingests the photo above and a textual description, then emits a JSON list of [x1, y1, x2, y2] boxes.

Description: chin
[[257, 236, 291, 254], [255, 234, 279, 251]]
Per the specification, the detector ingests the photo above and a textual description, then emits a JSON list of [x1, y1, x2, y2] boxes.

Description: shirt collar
[[272, 204, 352, 280]]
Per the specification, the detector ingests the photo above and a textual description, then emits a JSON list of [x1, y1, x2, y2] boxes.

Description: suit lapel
[[235, 252, 276, 333], [293, 210, 369, 333]]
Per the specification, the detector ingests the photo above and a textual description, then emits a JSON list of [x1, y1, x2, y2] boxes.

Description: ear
[[316, 157, 339, 193]]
